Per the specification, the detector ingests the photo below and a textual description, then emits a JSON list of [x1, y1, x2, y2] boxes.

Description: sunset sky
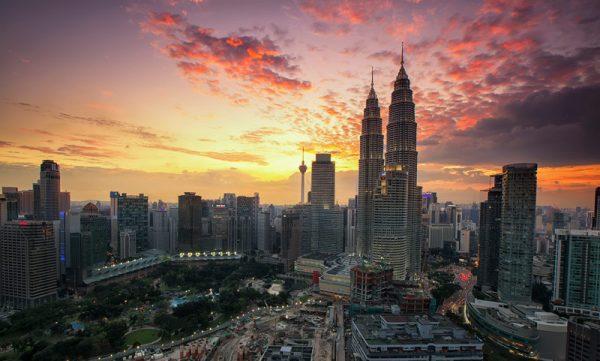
[[1, 0, 599, 207]]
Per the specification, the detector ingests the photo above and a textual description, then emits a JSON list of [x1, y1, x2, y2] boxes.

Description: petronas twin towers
[[356, 47, 421, 280]]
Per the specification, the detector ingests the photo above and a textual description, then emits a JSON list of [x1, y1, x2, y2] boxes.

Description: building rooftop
[[353, 314, 481, 346]]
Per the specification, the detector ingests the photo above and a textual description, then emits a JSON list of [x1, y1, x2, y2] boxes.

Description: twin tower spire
[[368, 42, 407, 101], [356, 41, 420, 279]]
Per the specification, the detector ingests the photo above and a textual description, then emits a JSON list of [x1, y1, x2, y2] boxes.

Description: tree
[[104, 320, 128, 349]]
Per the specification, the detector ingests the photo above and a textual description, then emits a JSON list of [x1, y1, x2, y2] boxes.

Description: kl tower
[[299, 147, 307, 204]]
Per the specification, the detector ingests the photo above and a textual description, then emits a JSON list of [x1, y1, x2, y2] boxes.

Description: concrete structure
[[119, 229, 136, 258], [236, 194, 259, 252], [213, 204, 236, 252], [110, 192, 148, 255], [553, 229, 600, 317], [565, 317, 600, 361], [178, 192, 202, 252], [257, 210, 274, 254], [466, 293, 568, 360], [260, 339, 313, 361], [294, 253, 334, 276], [310, 206, 344, 254], [372, 165, 409, 280], [477, 175, 502, 290], [0, 221, 57, 309], [150, 209, 170, 252], [59, 191, 70, 214], [385, 46, 421, 276], [345, 201, 357, 254], [299, 148, 308, 204], [428, 223, 454, 249], [319, 256, 361, 299], [594, 187, 600, 230], [350, 262, 393, 305], [281, 205, 311, 271], [351, 314, 483, 360], [356, 70, 384, 256], [310, 154, 335, 209], [19, 189, 34, 216], [497, 163, 537, 303], [39, 160, 60, 221]]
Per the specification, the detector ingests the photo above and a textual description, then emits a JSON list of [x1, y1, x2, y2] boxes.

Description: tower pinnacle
[[299, 147, 307, 204], [368, 67, 378, 100], [396, 41, 409, 81]]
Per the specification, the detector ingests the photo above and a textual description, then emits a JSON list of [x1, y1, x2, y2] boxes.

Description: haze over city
[[1, 0, 599, 207]]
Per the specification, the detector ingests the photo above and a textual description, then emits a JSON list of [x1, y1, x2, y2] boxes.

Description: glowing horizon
[[1, 0, 599, 208]]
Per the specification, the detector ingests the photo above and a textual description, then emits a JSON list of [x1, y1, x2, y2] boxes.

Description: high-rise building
[[150, 209, 170, 252], [119, 229, 136, 258], [594, 187, 600, 230], [80, 203, 110, 267], [565, 317, 600, 361], [0, 194, 18, 225], [213, 204, 236, 251], [39, 160, 60, 221], [237, 195, 259, 252], [110, 192, 149, 256], [385, 46, 421, 276], [356, 70, 384, 256], [0, 221, 57, 309], [1, 187, 19, 220], [33, 182, 41, 220], [345, 201, 357, 254], [310, 154, 335, 209], [19, 189, 34, 216], [497, 163, 538, 303], [372, 165, 409, 280], [552, 229, 600, 315], [477, 174, 502, 291], [281, 205, 311, 271], [59, 191, 70, 214], [309, 154, 342, 254], [177, 192, 202, 252]]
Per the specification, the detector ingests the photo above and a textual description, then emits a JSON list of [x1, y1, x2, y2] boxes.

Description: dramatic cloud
[[141, 11, 311, 99], [421, 85, 600, 166]]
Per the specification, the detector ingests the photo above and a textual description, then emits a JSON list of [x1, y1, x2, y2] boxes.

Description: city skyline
[[1, 0, 600, 207]]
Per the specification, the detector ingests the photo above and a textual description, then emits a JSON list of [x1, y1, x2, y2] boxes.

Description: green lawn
[[124, 328, 161, 346]]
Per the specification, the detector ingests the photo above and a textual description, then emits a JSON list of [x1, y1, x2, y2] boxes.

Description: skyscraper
[[237, 195, 258, 252], [309, 154, 343, 254], [0, 221, 57, 309], [356, 69, 384, 256], [477, 174, 502, 291], [497, 163, 538, 303], [310, 154, 335, 209], [39, 160, 60, 221], [372, 165, 409, 280], [299, 148, 307, 204], [177, 192, 202, 252], [384, 45, 421, 275], [594, 187, 600, 230], [109, 192, 149, 255], [553, 229, 600, 315]]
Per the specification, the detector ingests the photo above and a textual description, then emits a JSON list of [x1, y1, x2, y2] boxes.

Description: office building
[[119, 229, 136, 259], [213, 204, 235, 251], [497, 163, 537, 303], [310, 154, 335, 209], [594, 187, 600, 230], [553, 229, 600, 316], [384, 46, 421, 275], [372, 165, 409, 280], [345, 202, 357, 254], [356, 70, 384, 256], [281, 205, 311, 271], [237, 194, 259, 252], [351, 314, 483, 360], [80, 203, 110, 267], [1, 187, 19, 220], [257, 210, 274, 254], [110, 192, 149, 256], [428, 223, 454, 250], [33, 182, 41, 220], [59, 191, 70, 214], [477, 174, 502, 290], [177, 192, 202, 252], [0, 221, 57, 309], [39, 160, 60, 221], [565, 317, 600, 361], [0, 194, 18, 226], [150, 209, 170, 252], [19, 189, 34, 216], [310, 206, 344, 254]]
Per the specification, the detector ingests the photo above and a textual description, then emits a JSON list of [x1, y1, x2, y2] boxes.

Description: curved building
[[356, 70, 384, 256]]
